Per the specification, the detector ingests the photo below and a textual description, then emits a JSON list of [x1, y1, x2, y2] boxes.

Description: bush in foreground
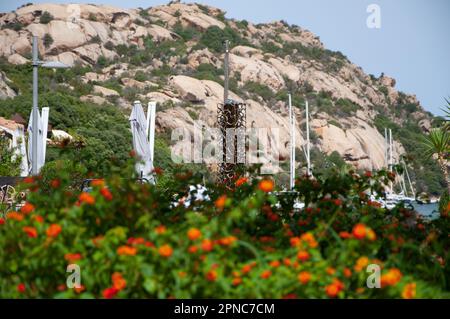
[[0, 162, 448, 298]]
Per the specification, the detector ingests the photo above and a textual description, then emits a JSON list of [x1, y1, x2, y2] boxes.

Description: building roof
[[0, 116, 24, 133]]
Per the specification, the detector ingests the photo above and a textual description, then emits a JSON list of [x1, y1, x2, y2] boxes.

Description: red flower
[[102, 287, 119, 299], [23, 226, 38, 238], [20, 202, 35, 215], [100, 187, 113, 201], [215, 195, 227, 209], [260, 270, 272, 279], [187, 228, 202, 241], [158, 244, 173, 258], [46, 224, 62, 238], [206, 270, 217, 282], [201, 239, 214, 252], [112, 272, 127, 291], [297, 250, 310, 262], [0, 218, 5, 225], [235, 177, 248, 187], [258, 179, 274, 193], [352, 223, 367, 240], [17, 283, 26, 293], [50, 179, 61, 189], [64, 253, 82, 263], [78, 192, 95, 205]]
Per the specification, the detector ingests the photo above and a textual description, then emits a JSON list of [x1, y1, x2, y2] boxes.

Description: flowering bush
[[0, 161, 448, 299]]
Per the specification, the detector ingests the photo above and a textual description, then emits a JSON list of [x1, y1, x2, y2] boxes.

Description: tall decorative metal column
[[218, 40, 246, 186]]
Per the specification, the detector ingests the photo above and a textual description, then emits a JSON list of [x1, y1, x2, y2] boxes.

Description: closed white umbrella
[[27, 107, 49, 174], [129, 101, 155, 184]]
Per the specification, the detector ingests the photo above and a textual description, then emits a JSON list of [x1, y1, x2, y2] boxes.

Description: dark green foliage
[[0, 60, 131, 176], [173, 22, 200, 41], [2, 21, 24, 31], [439, 191, 449, 214], [242, 81, 274, 102], [335, 98, 359, 116], [192, 63, 223, 83], [199, 26, 249, 53], [88, 13, 97, 22], [235, 20, 249, 30], [40, 11, 54, 24], [43, 33, 53, 48], [96, 56, 109, 68], [134, 70, 148, 82], [90, 35, 101, 44], [0, 134, 21, 176], [310, 149, 348, 177]]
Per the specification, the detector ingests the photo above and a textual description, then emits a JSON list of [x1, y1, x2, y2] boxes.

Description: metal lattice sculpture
[[218, 100, 246, 186]]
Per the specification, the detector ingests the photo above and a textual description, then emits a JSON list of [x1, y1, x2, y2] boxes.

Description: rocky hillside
[[0, 2, 444, 192]]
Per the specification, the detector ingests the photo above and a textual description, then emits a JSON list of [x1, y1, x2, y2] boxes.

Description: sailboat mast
[[289, 94, 295, 190], [384, 128, 388, 168], [403, 162, 415, 197], [305, 100, 311, 176], [389, 128, 393, 193]]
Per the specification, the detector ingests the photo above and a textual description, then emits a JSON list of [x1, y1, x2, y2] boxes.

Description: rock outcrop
[[0, 2, 433, 172]]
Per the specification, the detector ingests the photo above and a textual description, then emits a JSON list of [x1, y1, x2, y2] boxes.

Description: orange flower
[[50, 179, 60, 189], [117, 245, 137, 256], [232, 277, 242, 286], [352, 223, 367, 240], [102, 287, 118, 299], [46, 224, 62, 238], [366, 229, 376, 241], [235, 177, 248, 187], [381, 268, 402, 287], [343, 268, 352, 278], [301, 232, 318, 248], [158, 244, 173, 258], [401, 283, 416, 299], [23, 226, 38, 238], [74, 285, 85, 294], [354, 256, 369, 272], [188, 245, 198, 254], [339, 231, 351, 239], [78, 192, 95, 205], [112, 272, 126, 291], [260, 270, 272, 279], [283, 258, 292, 267], [17, 283, 26, 293], [326, 267, 336, 275], [298, 271, 311, 284], [206, 270, 217, 282], [219, 236, 237, 246], [34, 215, 44, 223], [7, 211, 24, 221], [258, 179, 274, 193], [241, 264, 252, 274], [297, 250, 310, 262], [91, 179, 105, 187], [215, 195, 227, 209], [155, 225, 166, 234], [64, 253, 82, 263], [290, 237, 301, 247], [269, 260, 280, 268], [201, 239, 214, 252], [100, 187, 113, 201], [325, 283, 340, 298], [20, 202, 35, 215], [187, 228, 202, 241]]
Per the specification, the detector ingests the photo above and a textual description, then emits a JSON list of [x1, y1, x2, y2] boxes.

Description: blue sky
[[2, 0, 449, 116]]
